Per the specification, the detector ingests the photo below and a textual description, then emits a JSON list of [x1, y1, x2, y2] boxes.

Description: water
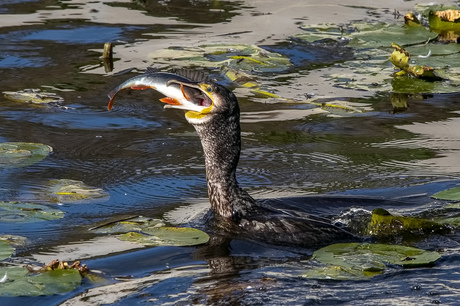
[[1, 0, 460, 304]]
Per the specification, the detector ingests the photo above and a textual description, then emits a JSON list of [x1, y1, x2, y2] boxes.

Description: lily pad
[[118, 227, 209, 247], [389, 43, 442, 80], [0, 201, 65, 223], [3, 89, 64, 104], [43, 179, 109, 204], [303, 243, 441, 280], [368, 208, 449, 236], [0, 235, 27, 248], [444, 202, 460, 209], [0, 240, 14, 261], [149, 44, 291, 73], [296, 17, 460, 94], [0, 266, 81, 297], [429, 9, 460, 32], [90, 216, 165, 234], [90, 216, 208, 247], [0, 142, 52, 168], [432, 187, 460, 201], [298, 22, 437, 49]]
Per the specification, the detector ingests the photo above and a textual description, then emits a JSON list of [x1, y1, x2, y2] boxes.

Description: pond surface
[[1, 0, 460, 305]]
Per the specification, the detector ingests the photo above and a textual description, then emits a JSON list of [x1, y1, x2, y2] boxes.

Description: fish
[[107, 69, 209, 112]]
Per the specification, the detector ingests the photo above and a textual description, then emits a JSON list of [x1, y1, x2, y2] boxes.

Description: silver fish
[[107, 71, 206, 112]]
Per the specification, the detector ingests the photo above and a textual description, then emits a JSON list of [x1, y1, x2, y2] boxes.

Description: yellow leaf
[[390, 43, 410, 71], [404, 12, 422, 27]]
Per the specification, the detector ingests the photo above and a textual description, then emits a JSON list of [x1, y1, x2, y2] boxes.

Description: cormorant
[[108, 70, 355, 247]]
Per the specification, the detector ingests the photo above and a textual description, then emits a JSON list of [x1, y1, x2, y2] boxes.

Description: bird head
[[163, 79, 239, 125]]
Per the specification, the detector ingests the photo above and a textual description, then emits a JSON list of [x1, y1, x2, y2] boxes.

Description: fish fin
[[130, 85, 151, 90], [174, 68, 208, 83], [145, 66, 159, 75], [160, 97, 182, 105]]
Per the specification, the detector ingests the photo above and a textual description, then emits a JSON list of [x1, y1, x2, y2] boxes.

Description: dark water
[[1, 0, 460, 305]]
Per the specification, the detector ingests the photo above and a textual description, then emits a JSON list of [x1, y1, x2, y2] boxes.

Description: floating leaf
[[118, 227, 209, 247], [368, 208, 449, 236], [389, 44, 442, 80], [436, 216, 460, 227], [445, 202, 460, 209], [26, 259, 89, 277], [149, 44, 291, 73], [223, 67, 258, 88], [3, 89, 64, 104], [303, 243, 441, 280], [0, 201, 64, 223], [390, 43, 411, 71], [0, 235, 27, 248], [302, 265, 372, 280], [429, 10, 460, 32], [0, 240, 14, 261], [43, 179, 109, 203], [0, 142, 52, 168], [0, 266, 81, 297], [90, 216, 165, 234], [298, 22, 437, 48], [432, 187, 460, 201], [296, 19, 460, 94], [404, 12, 422, 27]]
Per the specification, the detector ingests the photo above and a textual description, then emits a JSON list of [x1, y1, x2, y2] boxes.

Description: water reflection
[[128, 0, 243, 23]]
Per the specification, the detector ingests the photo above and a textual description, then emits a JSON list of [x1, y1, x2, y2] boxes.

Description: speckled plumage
[[184, 81, 355, 247]]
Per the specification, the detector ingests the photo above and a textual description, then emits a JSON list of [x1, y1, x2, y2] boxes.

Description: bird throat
[[192, 113, 247, 220]]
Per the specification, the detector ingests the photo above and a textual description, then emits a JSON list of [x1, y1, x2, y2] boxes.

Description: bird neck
[[192, 113, 254, 220]]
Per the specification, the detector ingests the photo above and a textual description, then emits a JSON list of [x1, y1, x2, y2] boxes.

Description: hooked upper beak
[[161, 80, 214, 114]]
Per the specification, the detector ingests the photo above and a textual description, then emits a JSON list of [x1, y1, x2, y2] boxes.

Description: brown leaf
[[25, 259, 89, 277], [404, 12, 421, 26], [435, 9, 460, 22]]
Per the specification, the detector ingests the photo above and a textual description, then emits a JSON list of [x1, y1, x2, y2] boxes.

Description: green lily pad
[[43, 179, 109, 204], [303, 243, 441, 280], [302, 264, 375, 280], [0, 240, 14, 261], [90, 216, 165, 234], [298, 22, 437, 49], [368, 208, 448, 236], [0, 142, 52, 168], [0, 235, 27, 249], [445, 202, 460, 209], [3, 89, 64, 104], [436, 216, 460, 227], [0, 201, 65, 223], [118, 227, 209, 247], [149, 44, 291, 73], [0, 266, 81, 297], [296, 17, 460, 94], [432, 187, 460, 201]]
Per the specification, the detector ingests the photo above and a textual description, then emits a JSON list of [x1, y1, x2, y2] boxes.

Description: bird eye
[[206, 86, 213, 93]]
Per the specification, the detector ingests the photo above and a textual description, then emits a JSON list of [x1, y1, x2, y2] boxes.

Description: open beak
[[161, 80, 214, 114]]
